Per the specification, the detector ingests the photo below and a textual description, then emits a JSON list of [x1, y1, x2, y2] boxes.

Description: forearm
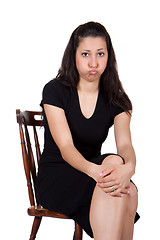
[[60, 144, 97, 178], [117, 144, 136, 177]]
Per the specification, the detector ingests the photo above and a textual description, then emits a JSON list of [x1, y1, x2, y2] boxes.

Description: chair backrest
[[16, 109, 44, 207]]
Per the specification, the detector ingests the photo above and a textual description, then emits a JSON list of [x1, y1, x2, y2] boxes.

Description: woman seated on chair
[[36, 21, 140, 240]]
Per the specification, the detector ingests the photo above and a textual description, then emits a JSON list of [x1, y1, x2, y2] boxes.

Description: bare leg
[[90, 184, 128, 240], [89, 155, 138, 240], [120, 183, 138, 240]]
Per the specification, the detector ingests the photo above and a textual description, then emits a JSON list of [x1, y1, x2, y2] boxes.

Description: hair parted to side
[[56, 21, 132, 114]]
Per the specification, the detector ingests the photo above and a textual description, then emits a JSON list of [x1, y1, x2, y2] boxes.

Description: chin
[[87, 75, 100, 82]]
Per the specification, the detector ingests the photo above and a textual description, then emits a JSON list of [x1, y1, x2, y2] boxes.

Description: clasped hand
[[96, 162, 131, 197]]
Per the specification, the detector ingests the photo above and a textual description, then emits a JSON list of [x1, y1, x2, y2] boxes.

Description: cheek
[[76, 59, 86, 74], [75, 56, 82, 72], [76, 58, 81, 70], [101, 58, 108, 72]]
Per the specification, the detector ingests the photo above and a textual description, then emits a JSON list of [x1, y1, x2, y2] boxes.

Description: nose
[[88, 56, 98, 68]]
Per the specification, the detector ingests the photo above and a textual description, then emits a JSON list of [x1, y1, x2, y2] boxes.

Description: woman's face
[[75, 36, 108, 84]]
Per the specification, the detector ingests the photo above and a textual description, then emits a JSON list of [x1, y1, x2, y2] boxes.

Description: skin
[[44, 36, 138, 239], [75, 37, 108, 119]]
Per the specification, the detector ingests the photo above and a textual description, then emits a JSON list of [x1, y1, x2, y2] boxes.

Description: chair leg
[[73, 222, 83, 240], [29, 216, 42, 240]]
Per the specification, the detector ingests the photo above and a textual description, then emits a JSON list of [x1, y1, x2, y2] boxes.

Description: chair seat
[[28, 205, 70, 219]]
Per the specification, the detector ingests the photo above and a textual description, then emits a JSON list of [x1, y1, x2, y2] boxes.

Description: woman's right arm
[[44, 104, 99, 181]]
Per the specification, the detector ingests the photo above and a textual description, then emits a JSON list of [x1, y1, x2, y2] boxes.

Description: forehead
[[77, 37, 107, 50]]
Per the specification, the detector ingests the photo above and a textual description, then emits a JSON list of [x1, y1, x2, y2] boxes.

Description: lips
[[89, 70, 98, 75]]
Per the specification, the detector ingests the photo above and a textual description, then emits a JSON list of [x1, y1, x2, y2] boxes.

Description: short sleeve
[[40, 80, 69, 111], [112, 105, 125, 118], [108, 105, 126, 128]]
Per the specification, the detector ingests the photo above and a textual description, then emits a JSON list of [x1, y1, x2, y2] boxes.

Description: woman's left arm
[[114, 110, 136, 175], [97, 111, 136, 196]]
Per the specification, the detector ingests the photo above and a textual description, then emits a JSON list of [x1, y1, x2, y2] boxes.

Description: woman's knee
[[102, 154, 124, 166], [127, 182, 138, 217]]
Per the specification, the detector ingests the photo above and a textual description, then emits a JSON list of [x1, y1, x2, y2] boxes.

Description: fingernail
[[120, 194, 123, 197], [128, 190, 130, 194], [100, 172, 103, 177]]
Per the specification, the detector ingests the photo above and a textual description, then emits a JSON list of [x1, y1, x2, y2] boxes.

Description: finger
[[98, 172, 115, 183], [98, 174, 118, 184], [97, 181, 116, 188], [118, 184, 131, 194], [121, 184, 132, 194], [97, 181, 120, 191], [125, 183, 131, 189], [110, 193, 123, 197], [101, 185, 130, 196], [120, 188, 130, 194], [103, 188, 124, 197], [108, 187, 127, 197], [98, 176, 120, 189], [111, 185, 131, 195], [101, 174, 114, 183], [100, 188, 119, 195], [110, 193, 124, 197], [99, 168, 113, 178], [98, 185, 119, 194], [98, 174, 113, 182]]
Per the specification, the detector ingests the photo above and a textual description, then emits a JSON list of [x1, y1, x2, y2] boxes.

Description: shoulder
[[42, 79, 72, 98], [43, 79, 68, 92], [41, 79, 72, 111], [100, 89, 126, 127], [101, 88, 129, 114]]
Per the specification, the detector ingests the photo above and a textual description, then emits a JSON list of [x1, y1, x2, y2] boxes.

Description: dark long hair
[[56, 21, 132, 114]]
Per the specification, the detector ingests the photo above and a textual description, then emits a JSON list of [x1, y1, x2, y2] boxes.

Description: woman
[[36, 21, 140, 239]]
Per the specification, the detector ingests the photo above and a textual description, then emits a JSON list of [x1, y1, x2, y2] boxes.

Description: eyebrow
[[82, 48, 105, 52], [97, 48, 104, 51]]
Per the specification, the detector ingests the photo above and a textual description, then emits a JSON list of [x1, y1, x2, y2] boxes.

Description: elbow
[[59, 143, 74, 160]]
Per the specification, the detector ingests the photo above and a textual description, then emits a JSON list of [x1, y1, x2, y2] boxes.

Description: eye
[[98, 52, 104, 57], [82, 52, 89, 57]]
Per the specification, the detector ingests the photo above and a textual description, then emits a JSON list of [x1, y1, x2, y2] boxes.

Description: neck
[[77, 79, 100, 93]]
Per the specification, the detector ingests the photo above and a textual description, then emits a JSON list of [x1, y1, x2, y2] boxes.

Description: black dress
[[36, 80, 140, 238]]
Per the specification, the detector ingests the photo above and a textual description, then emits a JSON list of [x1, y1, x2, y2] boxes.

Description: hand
[[89, 155, 123, 181], [97, 163, 132, 197]]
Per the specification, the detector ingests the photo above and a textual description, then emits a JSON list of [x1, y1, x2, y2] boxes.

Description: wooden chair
[[16, 109, 83, 240]]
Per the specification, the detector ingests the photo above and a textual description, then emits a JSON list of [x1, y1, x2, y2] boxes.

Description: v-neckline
[[76, 88, 100, 120]]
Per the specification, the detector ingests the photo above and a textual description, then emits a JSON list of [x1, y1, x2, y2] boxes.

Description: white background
[[1, 0, 160, 239]]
